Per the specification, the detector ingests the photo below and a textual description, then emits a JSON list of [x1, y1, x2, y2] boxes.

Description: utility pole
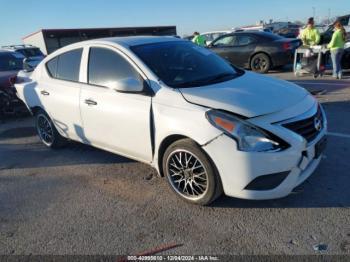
[[312, 6, 316, 19], [328, 8, 331, 24]]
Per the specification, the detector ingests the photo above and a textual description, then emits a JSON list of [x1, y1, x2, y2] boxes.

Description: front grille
[[283, 106, 324, 143]]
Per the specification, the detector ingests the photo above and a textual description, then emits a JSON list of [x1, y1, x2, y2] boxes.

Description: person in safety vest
[[300, 17, 320, 46], [192, 32, 206, 47], [328, 20, 346, 79]]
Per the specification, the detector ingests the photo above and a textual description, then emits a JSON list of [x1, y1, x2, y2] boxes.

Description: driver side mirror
[[107, 77, 144, 93]]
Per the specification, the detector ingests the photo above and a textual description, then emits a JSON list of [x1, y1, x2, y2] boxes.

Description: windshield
[[0, 53, 23, 71], [131, 41, 241, 88]]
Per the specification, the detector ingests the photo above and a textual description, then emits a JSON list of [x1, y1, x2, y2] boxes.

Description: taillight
[[282, 42, 292, 50]]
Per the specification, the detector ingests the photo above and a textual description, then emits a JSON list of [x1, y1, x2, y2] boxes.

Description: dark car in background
[[0, 50, 23, 87], [0, 50, 26, 116], [342, 46, 350, 69], [321, 14, 350, 44], [208, 31, 301, 73], [1, 45, 45, 69]]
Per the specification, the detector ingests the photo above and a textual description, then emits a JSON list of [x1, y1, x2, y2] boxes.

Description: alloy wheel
[[166, 149, 209, 200], [37, 114, 54, 146], [253, 57, 267, 71]]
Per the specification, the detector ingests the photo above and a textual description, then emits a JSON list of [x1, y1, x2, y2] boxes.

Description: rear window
[[46, 49, 82, 82], [237, 35, 255, 45], [0, 53, 23, 71], [16, 48, 44, 58]]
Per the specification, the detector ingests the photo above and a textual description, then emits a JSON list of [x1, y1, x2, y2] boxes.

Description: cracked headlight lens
[[206, 110, 284, 152]]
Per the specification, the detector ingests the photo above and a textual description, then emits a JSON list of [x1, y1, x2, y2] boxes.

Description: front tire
[[35, 110, 66, 148], [250, 53, 271, 73], [162, 139, 223, 205]]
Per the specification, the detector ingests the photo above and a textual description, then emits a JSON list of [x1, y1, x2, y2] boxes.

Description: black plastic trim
[[244, 171, 290, 191]]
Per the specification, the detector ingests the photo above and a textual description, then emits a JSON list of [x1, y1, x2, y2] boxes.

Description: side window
[[212, 33, 223, 40], [46, 49, 82, 81], [56, 49, 83, 82], [46, 57, 58, 77], [237, 36, 254, 46], [88, 47, 140, 87], [213, 35, 236, 47]]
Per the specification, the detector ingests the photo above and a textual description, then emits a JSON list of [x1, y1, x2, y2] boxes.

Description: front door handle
[[85, 99, 97, 106], [40, 90, 50, 96]]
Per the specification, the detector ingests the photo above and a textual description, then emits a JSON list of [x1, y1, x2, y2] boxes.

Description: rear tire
[[250, 53, 271, 73], [35, 109, 66, 148], [162, 138, 223, 205]]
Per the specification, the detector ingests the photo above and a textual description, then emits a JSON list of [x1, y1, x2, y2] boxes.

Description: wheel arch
[[158, 135, 224, 204], [156, 134, 222, 182], [30, 106, 68, 139], [30, 105, 45, 115], [157, 134, 190, 177]]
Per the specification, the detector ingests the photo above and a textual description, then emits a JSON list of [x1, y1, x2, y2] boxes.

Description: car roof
[[230, 31, 275, 36], [44, 36, 185, 59], [94, 36, 183, 47]]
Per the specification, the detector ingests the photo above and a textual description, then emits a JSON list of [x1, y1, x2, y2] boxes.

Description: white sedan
[[15, 36, 327, 205]]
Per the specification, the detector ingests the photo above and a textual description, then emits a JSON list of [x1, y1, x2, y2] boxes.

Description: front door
[[79, 46, 153, 162]]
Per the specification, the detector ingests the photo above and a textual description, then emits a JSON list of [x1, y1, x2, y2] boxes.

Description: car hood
[[179, 71, 308, 118]]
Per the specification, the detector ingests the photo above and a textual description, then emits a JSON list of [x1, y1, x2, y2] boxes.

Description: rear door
[[209, 35, 240, 65], [79, 45, 153, 162], [39, 48, 84, 141], [233, 35, 257, 67]]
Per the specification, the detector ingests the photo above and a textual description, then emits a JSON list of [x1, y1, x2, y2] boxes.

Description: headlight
[[206, 110, 285, 152]]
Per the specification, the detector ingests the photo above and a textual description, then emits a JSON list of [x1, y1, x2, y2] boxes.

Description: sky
[[0, 0, 349, 46]]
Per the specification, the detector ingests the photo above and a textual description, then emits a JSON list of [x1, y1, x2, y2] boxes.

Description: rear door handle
[[40, 90, 50, 96], [85, 99, 97, 106]]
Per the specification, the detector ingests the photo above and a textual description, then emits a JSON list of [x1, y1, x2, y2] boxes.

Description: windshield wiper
[[174, 73, 237, 88], [205, 73, 237, 84], [173, 79, 209, 88]]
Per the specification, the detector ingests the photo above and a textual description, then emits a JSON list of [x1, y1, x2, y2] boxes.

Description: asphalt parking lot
[[0, 70, 350, 256]]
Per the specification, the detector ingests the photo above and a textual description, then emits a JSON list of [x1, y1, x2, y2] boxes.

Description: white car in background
[[15, 36, 327, 205]]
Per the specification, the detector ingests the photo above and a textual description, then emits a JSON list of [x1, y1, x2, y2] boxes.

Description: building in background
[[22, 26, 177, 55]]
